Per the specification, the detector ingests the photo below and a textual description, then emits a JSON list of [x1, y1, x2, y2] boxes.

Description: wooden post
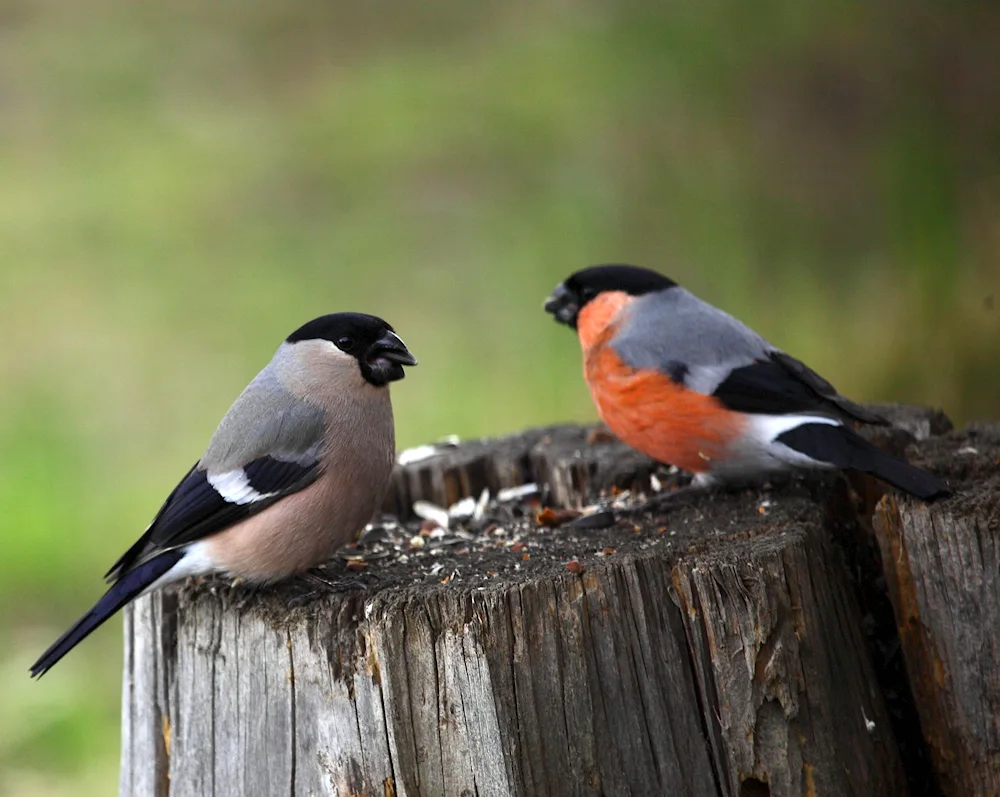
[[871, 423, 1000, 797], [119, 409, 991, 797]]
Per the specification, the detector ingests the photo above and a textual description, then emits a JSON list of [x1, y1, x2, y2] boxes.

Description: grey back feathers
[[613, 287, 773, 394], [202, 352, 327, 472], [606, 274, 886, 424]]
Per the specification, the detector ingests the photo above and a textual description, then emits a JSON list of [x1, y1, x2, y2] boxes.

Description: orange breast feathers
[[576, 294, 747, 473]]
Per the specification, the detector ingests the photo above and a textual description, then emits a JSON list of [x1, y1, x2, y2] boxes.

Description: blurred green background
[[1, 1, 997, 794]]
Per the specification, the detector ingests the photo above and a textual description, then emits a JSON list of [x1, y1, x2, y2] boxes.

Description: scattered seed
[[448, 495, 477, 521], [473, 488, 490, 520], [496, 483, 539, 502], [420, 518, 441, 533], [536, 507, 583, 527], [396, 444, 444, 466], [413, 500, 450, 529], [566, 560, 584, 575], [398, 437, 461, 465], [586, 427, 616, 444]]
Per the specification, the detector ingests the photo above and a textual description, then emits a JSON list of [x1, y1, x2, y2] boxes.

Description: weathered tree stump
[[872, 423, 1000, 797], [119, 407, 997, 797]]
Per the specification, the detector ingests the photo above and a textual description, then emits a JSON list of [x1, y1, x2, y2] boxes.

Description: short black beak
[[544, 283, 579, 327], [370, 330, 417, 367]]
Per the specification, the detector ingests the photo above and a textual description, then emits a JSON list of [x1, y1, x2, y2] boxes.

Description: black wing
[[711, 351, 887, 424], [105, 454, 320, 581]]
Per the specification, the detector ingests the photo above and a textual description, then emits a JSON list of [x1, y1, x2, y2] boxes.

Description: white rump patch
[[745, 414, 843, 470], [207, 469, 277, 505], [141, 541, 218, 595], [708, 414, 844, 480]]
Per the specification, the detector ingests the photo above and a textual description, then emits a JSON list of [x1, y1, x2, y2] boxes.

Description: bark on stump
[[119, 407, 996, 797]]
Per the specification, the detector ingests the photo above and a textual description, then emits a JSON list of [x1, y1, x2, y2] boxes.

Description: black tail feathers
[[776, 422, 951, 501], [30, 549, 184, 678]]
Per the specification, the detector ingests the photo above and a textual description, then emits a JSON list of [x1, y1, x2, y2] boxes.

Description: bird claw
[[229, 578, 265, 610], [299, 570, 337, 590], [620, 484, 712, 518], [562, 484, 709, 530], [285, 570, 368, 609], [296, 567, 378, 594]]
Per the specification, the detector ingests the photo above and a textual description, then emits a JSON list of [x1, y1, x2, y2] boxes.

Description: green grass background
[[1, 1, 997, 793]]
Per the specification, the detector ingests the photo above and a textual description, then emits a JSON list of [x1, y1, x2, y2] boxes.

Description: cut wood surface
[[119, 406, 996, 797]]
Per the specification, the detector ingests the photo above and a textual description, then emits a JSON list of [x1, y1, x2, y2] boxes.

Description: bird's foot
[[299, 569, 338, 590], [229, 578, 266, 610], [285, 566, 377, 607], [622, 483, 715, 517], [563, 486, 708, 530], [566, 477, 717, 530]]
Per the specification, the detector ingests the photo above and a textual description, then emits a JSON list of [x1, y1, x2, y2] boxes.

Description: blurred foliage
[[1, 1, 997, 793]]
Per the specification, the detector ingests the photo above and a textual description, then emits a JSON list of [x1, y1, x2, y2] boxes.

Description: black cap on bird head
[[544, 264, 677, 328], [286, 312, 418, 386]]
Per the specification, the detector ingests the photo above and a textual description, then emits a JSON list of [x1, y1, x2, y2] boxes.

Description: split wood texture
[[872, 421, 1000, 797], [120, 406, 998, 797]]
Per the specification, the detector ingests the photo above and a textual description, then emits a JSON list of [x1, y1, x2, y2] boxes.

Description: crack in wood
[[287, 628, 296, 797]]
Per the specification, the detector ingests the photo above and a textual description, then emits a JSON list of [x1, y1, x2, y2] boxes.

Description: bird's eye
[[336, 336, 355, 351]]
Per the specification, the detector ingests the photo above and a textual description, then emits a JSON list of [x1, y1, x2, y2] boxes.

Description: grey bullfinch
[[545, 264, 950, 501], [31, 312, 416, 677]]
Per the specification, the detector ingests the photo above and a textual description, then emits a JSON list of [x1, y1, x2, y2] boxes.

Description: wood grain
[[872, 430, 1000, 797]]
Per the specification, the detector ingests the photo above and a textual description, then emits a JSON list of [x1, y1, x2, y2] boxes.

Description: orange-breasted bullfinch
[[30, 312, 416, 677], [544, 264, 950, 502]]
